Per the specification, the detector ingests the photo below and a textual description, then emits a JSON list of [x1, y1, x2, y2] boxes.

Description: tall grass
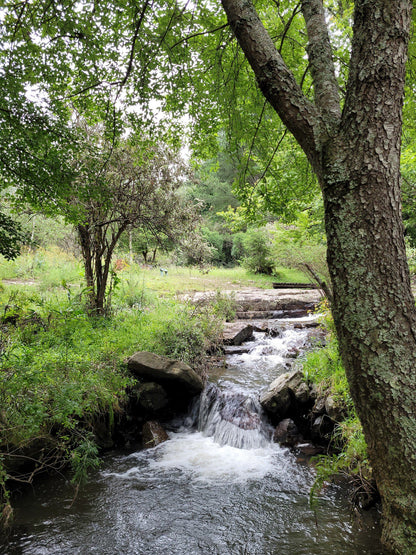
[[0, 253, 234, 526], [300, 302, 372, 507]]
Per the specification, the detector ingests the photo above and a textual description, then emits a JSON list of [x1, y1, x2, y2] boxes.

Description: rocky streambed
[[1, 288, 383, 554]]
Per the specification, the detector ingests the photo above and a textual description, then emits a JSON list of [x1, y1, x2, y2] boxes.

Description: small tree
[[70, 131, 197, 314], [242, 227, 275, 274], [123, 227, 173, 264]]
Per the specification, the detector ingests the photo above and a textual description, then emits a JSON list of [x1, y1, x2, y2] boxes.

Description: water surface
[[2, 319, 383, 554]]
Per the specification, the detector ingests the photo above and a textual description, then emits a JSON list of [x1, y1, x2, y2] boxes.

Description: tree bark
[[77, 224, 97, 312], [220, 0, 416, 550]]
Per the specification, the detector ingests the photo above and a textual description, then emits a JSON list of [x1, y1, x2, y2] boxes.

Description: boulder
[[137, 382, 169, 413], [127, 351, 204, 396], [325, 395, 347, 423], [142, 421, 169, 448], [273, 418, 303, 447], [222, 323, 254, 345], [260, 370, 309, 418]]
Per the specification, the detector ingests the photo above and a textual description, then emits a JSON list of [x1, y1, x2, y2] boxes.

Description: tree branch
[[171, 24, 229, 49], [303, 262, 333, 303], [220, 0, 323, 178], [243, 99, 267, 185], [118, 0, 152, 92], [300, 0, 341, 130], [278, 2, 302, 53]]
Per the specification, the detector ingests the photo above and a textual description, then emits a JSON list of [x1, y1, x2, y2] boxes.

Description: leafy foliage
[[0, 212, 29, 260], [241, 227, 275, 275]]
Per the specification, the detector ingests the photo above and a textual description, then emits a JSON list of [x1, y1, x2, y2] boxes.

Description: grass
[[0, 250, 311, 299], [107, 262, 310, 297], [299, 302, 372, 507], [0, 247, 83, 287], [0, 250, 240, 524]]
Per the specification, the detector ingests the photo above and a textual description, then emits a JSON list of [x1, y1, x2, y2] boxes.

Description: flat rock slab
[[187, 288, 321, 312], [222, 322, 254, 345], [250, 317, 320, 335], [222, 345, 252, 355]]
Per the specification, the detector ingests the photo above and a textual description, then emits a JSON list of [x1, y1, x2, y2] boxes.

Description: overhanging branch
[[221, 0, 323, 178]]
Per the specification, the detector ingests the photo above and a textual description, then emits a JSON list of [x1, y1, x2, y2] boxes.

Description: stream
[[2, 317, 383, 554]]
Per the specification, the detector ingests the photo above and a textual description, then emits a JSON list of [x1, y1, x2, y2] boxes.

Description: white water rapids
[[2, 316, 383, 554]]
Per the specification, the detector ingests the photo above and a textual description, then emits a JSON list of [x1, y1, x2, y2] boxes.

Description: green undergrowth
[[0, 283, 228, 528], [0, 250, 310, 299], [0, 248, 83, 288], [300, 302, 373, 508]]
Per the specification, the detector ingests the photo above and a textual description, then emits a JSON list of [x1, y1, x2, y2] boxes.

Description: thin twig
[[171, 23, 229, 49]]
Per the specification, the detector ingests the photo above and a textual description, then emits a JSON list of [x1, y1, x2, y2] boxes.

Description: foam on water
[[148, 431, 288, 483], [224, 327, 312, 390]]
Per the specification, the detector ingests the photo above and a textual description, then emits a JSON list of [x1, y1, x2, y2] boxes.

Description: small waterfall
[[192, 382, 272, 449], [3, 312, 383, 554]]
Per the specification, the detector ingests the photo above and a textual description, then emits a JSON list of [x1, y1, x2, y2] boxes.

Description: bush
[[241, 227, 275, 275], [137, 298, 224, 373]]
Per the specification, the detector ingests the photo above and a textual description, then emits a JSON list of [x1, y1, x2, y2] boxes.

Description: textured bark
[[323, 3, 416, 551], [300, 0, 341, 129], [221, 0, 415, 551]]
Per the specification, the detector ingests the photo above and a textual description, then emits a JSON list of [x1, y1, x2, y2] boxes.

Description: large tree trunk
[[220, 0, 416, 550], [322, 3, 416, 549], [324, 138, 416, 551]]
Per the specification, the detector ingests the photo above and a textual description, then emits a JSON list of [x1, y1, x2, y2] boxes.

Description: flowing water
[[2, 318, 383, 554]]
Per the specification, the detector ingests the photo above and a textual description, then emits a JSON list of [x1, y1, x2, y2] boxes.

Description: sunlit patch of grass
[[0, 248, 83, 291], [114, 263, 310, 296]]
